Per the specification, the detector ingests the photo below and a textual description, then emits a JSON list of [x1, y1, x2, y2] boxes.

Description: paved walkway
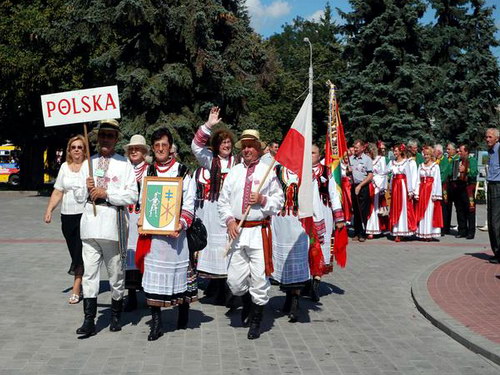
[[0, 192, 499, 374], [412, 248, 500, 365]]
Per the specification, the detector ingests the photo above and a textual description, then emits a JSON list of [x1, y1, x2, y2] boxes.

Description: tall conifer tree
[[66, 0, 272, 161], [425, 0, 499, 145], [339, 0, 429, 144]]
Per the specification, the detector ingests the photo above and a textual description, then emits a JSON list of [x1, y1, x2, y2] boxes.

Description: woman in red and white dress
[[414, 146, 443, 240], [366, 143, 387, 238], [388, 144, 417, 241]]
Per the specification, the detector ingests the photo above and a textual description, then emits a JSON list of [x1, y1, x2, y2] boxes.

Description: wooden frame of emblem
[[138, 176, 183, 235]]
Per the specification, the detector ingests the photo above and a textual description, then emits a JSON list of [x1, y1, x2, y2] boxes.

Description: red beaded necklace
[[154, 157, 176, 173]]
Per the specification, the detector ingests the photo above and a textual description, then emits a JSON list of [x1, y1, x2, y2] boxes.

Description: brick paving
[[428, 253, 500, 344], [0, 191, 499, 374]]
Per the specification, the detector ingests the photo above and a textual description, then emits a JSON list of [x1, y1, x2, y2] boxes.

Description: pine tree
[[65, 0, 272, 164], [0, 0, 87, 188], [454, 0, 500, 145], [424, 0, 471, 143], [339, 0, 429, 144], [245, 3, 344, 143], [424, 0, 499, 146]]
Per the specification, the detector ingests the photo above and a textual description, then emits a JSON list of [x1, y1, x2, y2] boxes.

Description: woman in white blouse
[[44, 135, 87, 304]]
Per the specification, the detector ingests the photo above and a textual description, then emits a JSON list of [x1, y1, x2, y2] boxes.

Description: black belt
[[488, 181, 500, 185], [87, 198, 113, 206]]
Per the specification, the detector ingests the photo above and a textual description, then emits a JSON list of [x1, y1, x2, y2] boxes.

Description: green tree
[[66, 0, 272, 165], [0, 0, 86, 188], [424, 1, 500, 146], [339, 0, 430, 144], [244, 3, 344, 144]]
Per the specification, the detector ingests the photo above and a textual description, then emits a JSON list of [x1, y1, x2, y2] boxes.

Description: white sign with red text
[[41, 85, 121, 127]]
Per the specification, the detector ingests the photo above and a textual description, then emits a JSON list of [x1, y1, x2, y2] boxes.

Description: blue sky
[[245, 0, 500, 57]]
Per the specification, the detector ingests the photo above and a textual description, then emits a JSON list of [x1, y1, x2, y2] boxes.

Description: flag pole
[[223, 159, 276, 257], [83, 123, 97, 216], [331, 84, 366, 232]]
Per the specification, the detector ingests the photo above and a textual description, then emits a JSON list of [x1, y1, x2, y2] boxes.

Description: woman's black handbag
[[186, 217, 207, 253]]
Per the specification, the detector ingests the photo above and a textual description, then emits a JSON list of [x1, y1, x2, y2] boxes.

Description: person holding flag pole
[[310, 82, 348, 301], [218, 130, 284, 340]]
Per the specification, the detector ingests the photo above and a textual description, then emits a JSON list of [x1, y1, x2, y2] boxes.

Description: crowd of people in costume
[[44, 109, 493, 342], [339, 139, 480, 243]]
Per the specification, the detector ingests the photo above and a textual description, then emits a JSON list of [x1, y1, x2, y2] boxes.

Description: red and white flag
[[274, 93, 313, 219]]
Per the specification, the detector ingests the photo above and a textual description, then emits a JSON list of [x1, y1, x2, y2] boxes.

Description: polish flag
[[274, 93, 313, 219]]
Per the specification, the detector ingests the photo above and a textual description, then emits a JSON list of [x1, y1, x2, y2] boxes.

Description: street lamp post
[[304, 37, 313, 97]]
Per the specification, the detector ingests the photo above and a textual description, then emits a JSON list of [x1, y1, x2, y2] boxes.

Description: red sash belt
[[416, 177, 433, 223], [390, 174, 416, 231], [368, 183, 375, 219], [135, 234, 152, 273], [341, 177, 352, 221], [236, 218, 273, 276]]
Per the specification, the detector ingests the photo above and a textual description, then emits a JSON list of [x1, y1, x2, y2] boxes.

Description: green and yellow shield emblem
[[144, 184, 179, 228]]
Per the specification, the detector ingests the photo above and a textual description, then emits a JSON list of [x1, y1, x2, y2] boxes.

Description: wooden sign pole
[[83, 123, 97, 216]]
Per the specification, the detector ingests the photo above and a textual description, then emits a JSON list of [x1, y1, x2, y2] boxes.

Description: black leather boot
[[241, 292, 252, 327], [124, 289, 137, 312], [282, 291, 292, 314], [148, 306, 163, 341], [204, 279, 217, 297], [214, 279, 227, 306], [310, 278, 320, 302], [247, 303, 263, 340], [109, 299, 123, 332], [224, 284, 238, 311], [76, 298, 97, 336], [177, 303, 189, 330], [288, 294, 299, 323]]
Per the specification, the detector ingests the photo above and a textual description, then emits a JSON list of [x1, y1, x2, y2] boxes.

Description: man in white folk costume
[[76, 119, 138, 337], [191, 107, 238, 305], [218, 130, 284, 340]]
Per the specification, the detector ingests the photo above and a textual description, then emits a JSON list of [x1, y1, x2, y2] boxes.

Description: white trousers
[[227, 245, 270, 306], [82, 239, 124, 300]]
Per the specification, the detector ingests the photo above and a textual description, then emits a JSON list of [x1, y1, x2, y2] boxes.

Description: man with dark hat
[[218, 129, 284, 340], [75, 119, 138, 336]]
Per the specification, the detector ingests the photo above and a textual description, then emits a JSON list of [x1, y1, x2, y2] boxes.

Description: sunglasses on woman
[[71, 145, 84, 150]]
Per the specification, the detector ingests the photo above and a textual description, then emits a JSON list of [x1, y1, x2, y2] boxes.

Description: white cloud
[[246, 0, 291, 18], [307, 9, 324, 22], [245, 0, 291, 32]]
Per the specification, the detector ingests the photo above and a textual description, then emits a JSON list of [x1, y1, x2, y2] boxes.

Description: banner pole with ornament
[[324, 81, 349, 267], [41, 85, 121, 216]]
